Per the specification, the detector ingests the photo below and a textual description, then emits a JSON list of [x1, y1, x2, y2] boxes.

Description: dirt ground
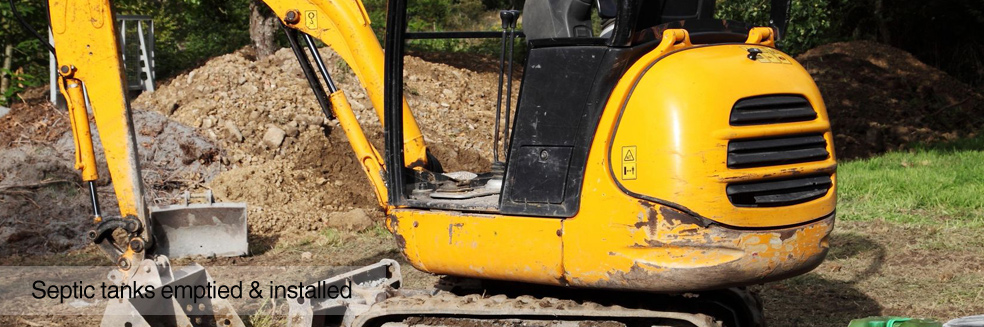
[[2, 40, 983, 326]]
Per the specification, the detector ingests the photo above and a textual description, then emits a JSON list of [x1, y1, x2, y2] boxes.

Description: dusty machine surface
[[38, 0, 835, 326]]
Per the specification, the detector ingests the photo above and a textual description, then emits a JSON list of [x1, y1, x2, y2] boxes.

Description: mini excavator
[[29, 0, 837, 326]]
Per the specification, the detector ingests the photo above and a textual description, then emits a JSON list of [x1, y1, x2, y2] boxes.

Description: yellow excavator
[[32, 0, 837, 325]]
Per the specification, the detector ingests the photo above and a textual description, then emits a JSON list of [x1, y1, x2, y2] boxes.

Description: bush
[[114, 0, 251, 79], [717, 0, 984, 85], [0, 0, 48, 105], [716, 0, 838, 55], [362, 0, 493, 52]]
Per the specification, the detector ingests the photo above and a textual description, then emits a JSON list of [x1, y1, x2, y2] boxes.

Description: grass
[[838, 134, 984, 227]]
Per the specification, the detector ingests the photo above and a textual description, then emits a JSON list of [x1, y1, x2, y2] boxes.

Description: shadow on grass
[[761, 233, 886, 327]]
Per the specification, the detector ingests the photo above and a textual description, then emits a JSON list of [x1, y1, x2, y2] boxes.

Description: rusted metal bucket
[[149, 190, 248, 258]]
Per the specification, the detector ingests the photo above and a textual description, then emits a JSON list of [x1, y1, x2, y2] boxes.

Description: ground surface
[[1, 41, 983, 326]]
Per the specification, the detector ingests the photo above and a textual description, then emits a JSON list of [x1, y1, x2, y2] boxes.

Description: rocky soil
[[131, 47, 518, 235]]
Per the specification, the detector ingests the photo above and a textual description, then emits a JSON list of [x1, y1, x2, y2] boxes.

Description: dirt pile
[[133, 47, 513, 234], [797, 40, 984, 159], [0, 100, 224, 255], [0, 87, 66, 148]]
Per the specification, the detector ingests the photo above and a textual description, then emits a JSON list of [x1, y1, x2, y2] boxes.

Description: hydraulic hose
[[7, 0, 56, 55]]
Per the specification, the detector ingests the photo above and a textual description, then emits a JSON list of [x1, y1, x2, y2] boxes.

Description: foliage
[[1, 68, 42, 104], [0, 0, 48, 105], [717, 0, 984, 85], [0, 0, 252, 105], [113, 0, 251, 78], [360, 0, 527, 58], [716, 0, 837, 55]]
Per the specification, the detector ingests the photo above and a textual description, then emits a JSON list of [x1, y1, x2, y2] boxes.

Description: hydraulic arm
[[46, 0, 432, 276], [49, 0, 151, 270]]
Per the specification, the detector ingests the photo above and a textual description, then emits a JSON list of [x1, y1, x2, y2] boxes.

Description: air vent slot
[[730, 95, 817, 126], [727, 175, 832, 207], [728, 134, 828, 168]]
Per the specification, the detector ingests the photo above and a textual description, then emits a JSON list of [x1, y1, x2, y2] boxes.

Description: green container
[[849, 316, 944, 327]]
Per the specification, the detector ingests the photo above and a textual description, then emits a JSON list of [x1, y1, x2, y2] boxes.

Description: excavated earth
[[131, 46, 515, 236]]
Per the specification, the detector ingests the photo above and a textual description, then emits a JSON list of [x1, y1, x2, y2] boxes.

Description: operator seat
[[522, 0, 716, 41]]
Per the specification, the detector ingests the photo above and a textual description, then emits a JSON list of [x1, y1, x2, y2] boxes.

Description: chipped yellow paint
[[611, 245, 745, 269], [608, 35, 836, 228], [562, 29, 835, 291]]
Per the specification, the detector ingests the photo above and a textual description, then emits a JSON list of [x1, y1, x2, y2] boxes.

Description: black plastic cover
[[499, 41, 657, 217], [730, 95, 817, 126], [726, 175, 832, 207], [727, 134, 829, 168]]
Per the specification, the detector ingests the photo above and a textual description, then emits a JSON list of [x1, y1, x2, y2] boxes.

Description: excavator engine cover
[[149, 191, 248, 257]]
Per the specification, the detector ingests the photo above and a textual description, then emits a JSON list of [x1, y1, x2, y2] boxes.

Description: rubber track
[[352, 292, 720, 327]]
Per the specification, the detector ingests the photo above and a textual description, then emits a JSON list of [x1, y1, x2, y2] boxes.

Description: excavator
[[28, 0, 837, 325]]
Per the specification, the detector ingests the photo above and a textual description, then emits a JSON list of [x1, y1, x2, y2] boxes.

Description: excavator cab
[[375, 0, 834, 296], [381, 0, 800, 216]]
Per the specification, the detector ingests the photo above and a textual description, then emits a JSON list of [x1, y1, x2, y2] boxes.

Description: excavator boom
[[49, 0, 151, 269], [46, 0, 429, 273]]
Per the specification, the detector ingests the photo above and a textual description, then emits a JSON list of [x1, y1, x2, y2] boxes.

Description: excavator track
[[288, 260, 762, 327], [353, 292, 720, 327]]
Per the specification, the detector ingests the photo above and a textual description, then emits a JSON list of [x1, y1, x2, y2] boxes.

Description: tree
[[249, 0, 278, 59], [0, 0, 46, 106]]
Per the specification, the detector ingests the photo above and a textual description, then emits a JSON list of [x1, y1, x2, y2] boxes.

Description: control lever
[[492, 10, 521, 168]]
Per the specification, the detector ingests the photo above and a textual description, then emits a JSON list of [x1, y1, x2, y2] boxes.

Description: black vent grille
[[730, 95, 817, 126], [728, 134, 828, 168], [727, 175, 832, 207]]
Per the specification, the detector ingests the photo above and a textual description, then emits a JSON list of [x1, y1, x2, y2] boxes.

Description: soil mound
[[132, 48, 512, 234], [0, 87, 66, 148], [797, 40, 984, 159], [0, 107, 222, 255]]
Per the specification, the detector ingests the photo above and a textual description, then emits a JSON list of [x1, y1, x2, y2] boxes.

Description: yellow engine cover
[[389, 40, 836, 292], [608, 44, 836, 228]]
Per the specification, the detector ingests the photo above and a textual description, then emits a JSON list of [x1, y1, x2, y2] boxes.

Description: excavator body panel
[[388, 35, 836, 293]]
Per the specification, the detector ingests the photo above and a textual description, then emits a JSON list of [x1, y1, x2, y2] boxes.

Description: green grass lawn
[[838, 134, 984, 227]]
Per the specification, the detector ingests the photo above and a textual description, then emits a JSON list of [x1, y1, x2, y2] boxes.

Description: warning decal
[[305, 11, 318, 29], [621, 146, 637, 180], [741, 46, 792, 65]]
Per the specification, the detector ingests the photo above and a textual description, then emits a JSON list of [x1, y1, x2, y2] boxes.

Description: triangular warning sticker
[[623, 150, 635, 161]]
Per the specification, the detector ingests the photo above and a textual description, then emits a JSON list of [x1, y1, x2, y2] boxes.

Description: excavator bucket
[[149, 191, 248, 258], [102, 258, 245, 327]]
